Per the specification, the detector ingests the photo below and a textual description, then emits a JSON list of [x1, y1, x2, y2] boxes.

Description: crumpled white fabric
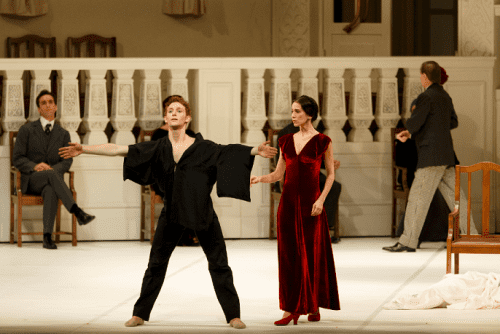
[[384, 271, 500, 310]]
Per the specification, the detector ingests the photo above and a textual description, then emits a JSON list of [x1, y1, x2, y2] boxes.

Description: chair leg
[[72, 192, 77, 246], [10, 200, 14, 244], [392, 196, 397, 238], [454, 253, 459, 274], [17, 200, 22, 247], [55, 200, 61, 243], [446, 247, 451, 274]]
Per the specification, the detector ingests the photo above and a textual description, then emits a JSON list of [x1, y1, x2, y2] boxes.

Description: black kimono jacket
[[123, 132, 255, 230]]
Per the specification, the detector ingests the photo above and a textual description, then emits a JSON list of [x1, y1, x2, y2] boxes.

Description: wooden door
[[323, 0, 391, 56]]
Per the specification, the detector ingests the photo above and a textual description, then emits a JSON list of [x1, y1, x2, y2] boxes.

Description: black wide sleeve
[[216, 144, 255, 202], [123, 140, 161, 186]]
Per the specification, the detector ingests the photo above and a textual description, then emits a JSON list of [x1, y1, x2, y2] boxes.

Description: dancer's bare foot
[[229, 318, 246, 329], [124, 316, 144, 327]]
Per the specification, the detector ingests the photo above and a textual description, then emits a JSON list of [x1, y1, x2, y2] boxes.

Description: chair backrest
[[455, 162, 500, 236], [6, 35, 56, 58], [66, 34, 117, 57]]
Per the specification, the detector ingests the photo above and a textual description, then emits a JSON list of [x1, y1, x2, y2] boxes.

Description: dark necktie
[[45, 124, 51, 135]]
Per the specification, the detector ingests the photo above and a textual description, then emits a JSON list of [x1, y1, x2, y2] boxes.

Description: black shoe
[[382, 242, 415, 252], [75, 210, 95, 226], [331, 236, 340, 244], [43, 235, 57, 250]]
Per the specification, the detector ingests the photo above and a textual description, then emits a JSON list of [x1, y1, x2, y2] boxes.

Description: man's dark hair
[[162, 95, 191, 116], [36, 90, 56, 108], [420, 61, 441, 84], [294, 95, 319, 122]]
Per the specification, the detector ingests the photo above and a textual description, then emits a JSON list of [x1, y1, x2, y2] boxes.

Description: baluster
[[242, 69, 267, 145], [297, 68, 320, 126], [137, 69, 163, 132], [1, 70, 25, 144], [166, 69, 189, 100], [402, 68, 424, 123], [348, 68, 374, 142], [268, 69, 292, 131], [374, 68, 401, 141], [28, 70, 52, 122], [82, 69, 109, 145], [56, 70, 81, 143], [322, 69, 347, 142], [110, 70, 137, 145]]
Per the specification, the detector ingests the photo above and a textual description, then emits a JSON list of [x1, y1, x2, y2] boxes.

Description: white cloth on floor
[[384, 271, 500, 310]]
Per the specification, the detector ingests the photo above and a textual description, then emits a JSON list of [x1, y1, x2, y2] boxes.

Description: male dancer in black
[[60, 95, 277, 329]]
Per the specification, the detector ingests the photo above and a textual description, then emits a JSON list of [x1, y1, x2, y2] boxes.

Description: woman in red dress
[[251, 95, 340, 326]]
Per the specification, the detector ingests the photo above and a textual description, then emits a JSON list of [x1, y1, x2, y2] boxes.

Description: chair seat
[[11, 193, 44, 205]]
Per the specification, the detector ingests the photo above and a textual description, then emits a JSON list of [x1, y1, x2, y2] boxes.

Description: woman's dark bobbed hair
[[294, 95, 318, 122]]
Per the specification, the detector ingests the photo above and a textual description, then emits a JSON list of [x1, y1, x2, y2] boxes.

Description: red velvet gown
[[277, 133, 340, 314]]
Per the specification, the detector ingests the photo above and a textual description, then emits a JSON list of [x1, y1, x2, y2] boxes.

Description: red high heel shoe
[[308, 309, 320, 322], [274, 313, 300, 326]]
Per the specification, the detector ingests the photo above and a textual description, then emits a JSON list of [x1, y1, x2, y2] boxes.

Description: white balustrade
[[28, 70, 52, 122], [322, 68, 347, 142], [297, 68, 321, 127], [242, 69, 267, 145], [374, 68, 401, 141], [1, 70, 25, 144], [348, 68, 374, 142], [166, 69, 189, 101], [56, 69, 81, 143], [402, 68, 424, 123], [268, 68, 292, 130], [110, 69, 136, 145], [137, 69, 163, 131], [82, 69, 109, 145]]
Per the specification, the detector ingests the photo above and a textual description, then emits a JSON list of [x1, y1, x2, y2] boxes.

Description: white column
[[374, 68, 401, 142], [322, 69, 347, 142], [241, 69, 267, 145], [297, 68, 321, 126], [166, 69, 189, 101], [268, 68, 292, 130], [56, 70, 81, 143], [137, 69, 163, 131], [110, 69, 136, 145], [82, 69, 109, 145], [1, 70, 26, 144], [402, 68, 423, 123], [28, 70, 52, 122], [347, 68, 374, 142]]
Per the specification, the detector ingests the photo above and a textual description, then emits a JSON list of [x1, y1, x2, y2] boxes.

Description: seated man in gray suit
[[13, 90, 95, 249]]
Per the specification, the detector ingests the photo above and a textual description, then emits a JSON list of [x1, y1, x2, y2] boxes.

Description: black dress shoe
[[382, 242, 415, 252], [75, 210, 95, 226], [43, 235, 57, 250], [331, 236, 341, 244]]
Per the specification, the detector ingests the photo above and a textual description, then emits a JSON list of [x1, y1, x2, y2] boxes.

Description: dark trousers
[[133, 207, 241, 323], [27, 170, 75, 234], [319, 173, 341, 230]]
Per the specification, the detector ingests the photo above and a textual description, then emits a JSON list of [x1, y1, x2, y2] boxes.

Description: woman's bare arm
[[250, 150, 286, 185]]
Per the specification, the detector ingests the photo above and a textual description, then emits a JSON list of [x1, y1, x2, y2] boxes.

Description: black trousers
[[133, 207, 241, 323], [27, 170, 75, 234], [319, 173, 341, 230]]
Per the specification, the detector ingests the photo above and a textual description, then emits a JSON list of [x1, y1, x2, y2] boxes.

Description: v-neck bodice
[[292, 133, 320, 156]]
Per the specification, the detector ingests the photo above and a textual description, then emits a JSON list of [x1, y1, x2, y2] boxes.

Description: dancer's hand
[[257, 140, 278, 158], [250, 175, 261, 187], [396, 130, 411, 143], [311, 198, 324, 216], [59, 142, 83, 159]]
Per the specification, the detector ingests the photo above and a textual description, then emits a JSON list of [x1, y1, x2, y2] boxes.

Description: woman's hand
[[311, 198, 324, 216], [396, 130, 411, 143], [59, 142, 83, 159], [250, 175, 261, 187]]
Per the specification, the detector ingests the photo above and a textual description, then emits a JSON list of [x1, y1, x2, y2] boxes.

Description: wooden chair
[[391, 127, 410, 238], [446, 162, 500, 274], [6, 34, 56, 58], [9, 132, 77, 247], [138, 129, 163, 244], [66, 34, 116, 57]]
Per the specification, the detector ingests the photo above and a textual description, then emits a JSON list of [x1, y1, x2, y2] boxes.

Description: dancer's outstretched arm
[[59, 142, 129, 159], [250, 140, 277, 158]]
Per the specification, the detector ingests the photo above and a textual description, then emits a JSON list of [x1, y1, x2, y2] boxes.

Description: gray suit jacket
[[13, 120, 73, 194], [406, 83, 458, 170]]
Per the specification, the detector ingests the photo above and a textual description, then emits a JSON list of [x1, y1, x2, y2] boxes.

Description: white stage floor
[[1, 238, 499, 334]]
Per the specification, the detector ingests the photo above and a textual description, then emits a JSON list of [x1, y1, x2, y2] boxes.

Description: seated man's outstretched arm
[[59, 142, 129, 159]]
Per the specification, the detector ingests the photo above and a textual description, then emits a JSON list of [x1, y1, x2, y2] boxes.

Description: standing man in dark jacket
[[13, 90, 95, 249], [383, 61, 476, 252]]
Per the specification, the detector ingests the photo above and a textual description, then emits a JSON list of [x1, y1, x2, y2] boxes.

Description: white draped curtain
[[0, 0, 48, 17], [163, 0, 206, 17]]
